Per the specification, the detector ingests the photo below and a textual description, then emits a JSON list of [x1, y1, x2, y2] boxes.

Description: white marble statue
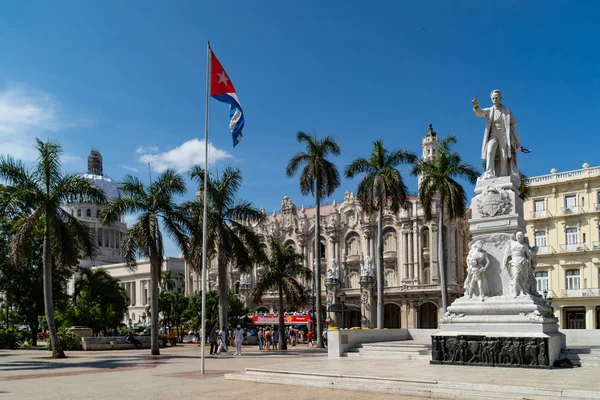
[[502, 231, 536, 297], [239, 273, 250, 286], [362, 255, 374, 278], [463, 240, 490, 299], [327, 257, 339, 280], [472, 90, 521, 180]]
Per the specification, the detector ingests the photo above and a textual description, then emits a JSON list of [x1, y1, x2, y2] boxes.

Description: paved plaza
[[3, 344, 600, 399], [0, 345, 429, 400]]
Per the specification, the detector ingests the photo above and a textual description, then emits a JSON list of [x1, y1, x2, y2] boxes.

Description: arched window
[[96, 209, 101, 218], [383, 228, 397, 253], [385, 269, 397, 287], [348, 272, 359, 289], [86, 209, 91, 218], [77, 209, 82, 217], [421, 228, 430, 249], [345, 233, 360, 257]]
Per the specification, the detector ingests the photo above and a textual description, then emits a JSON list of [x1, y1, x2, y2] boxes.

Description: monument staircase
[[346, 339, 431, 360], [559, 346, 600, 367]]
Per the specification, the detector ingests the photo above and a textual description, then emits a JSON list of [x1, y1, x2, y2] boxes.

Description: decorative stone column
[[359, 275, 376, 328], [325, 278, 341, 327], [430, 222, 439, 284]]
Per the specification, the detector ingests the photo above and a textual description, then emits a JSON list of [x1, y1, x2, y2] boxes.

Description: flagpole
[[200, 40, 211, 375]]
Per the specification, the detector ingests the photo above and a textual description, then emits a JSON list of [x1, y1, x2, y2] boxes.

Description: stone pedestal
[[325, 278, 341, 327], [435, 177, 565, 368], [359, 276, 376, 328]]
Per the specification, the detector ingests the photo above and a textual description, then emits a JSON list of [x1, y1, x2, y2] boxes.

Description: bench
[[81, 336, 165, 351]]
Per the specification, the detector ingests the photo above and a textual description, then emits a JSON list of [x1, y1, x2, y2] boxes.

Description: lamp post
[[339, 291, 346, 330], [543, 289, 553, 308], [411, 298, 420, 328]]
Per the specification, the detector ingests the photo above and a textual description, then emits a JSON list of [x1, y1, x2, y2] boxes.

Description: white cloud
[[0, 84, 90, 161], [135, 145, 158, 155], [119, 164, 141, 173], [138, 138, 232, 173]]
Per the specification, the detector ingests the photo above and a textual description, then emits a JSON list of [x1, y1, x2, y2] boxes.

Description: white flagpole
[[200, 40, 211, 375]]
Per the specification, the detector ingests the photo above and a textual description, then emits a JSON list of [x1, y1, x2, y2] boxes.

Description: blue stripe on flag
[[213, 93, 244, 147]]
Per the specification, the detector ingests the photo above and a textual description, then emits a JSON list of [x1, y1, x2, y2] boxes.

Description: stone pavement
[[0, 345, 429, 400]]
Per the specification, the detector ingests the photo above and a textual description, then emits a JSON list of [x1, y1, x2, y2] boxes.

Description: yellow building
[[524, 163, 600, 330]]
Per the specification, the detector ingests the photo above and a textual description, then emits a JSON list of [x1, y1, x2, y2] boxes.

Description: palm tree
[[286, 131, 340, 348], [161, 270, 184, 292], [0, 139, 106, 358], [252, 238, 312, 350], [345, 140, 416, 328], [183, 166, 265, 332], [411, 135, 478, 312], [101, 170, 188, 355]]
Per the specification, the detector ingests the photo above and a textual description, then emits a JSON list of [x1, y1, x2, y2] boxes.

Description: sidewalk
[[0, 345, 428, 400]]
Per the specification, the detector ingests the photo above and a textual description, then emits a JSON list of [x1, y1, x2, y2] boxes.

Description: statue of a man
[[472, 90, 520, 180], [364, 254, 374, 277], [502, 231, 534, 297], [327, 257, 339, 279], [463, 240, 490, 299]]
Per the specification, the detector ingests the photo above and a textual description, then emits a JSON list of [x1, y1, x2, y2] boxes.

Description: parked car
[[243, 330, 259, 345]]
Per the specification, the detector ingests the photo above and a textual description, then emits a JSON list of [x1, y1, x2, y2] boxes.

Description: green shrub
[[17, 330, 32, 345], [45, 328, 78, 351], [0, 329, 22, 349]]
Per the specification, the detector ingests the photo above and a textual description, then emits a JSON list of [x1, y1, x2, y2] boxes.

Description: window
[[566, 270, 580, 290], [86, 209, 91, 218], [565, 227, 578, 251], [533, 200, 545, 217], [77, 209, 82, 217], [383, 229, 397, 253], [534, 231, 547, 248], [535, 271, 548, 293], [96, 209, 101, 218], [565, 195, 577, 212]]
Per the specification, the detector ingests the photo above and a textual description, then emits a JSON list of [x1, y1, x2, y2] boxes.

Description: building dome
[[425, 124, 437, 138], [80, 150, 119, 200], [81, 173, 120, 200]]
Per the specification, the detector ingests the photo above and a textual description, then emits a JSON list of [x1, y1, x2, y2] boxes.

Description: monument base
[[435, 296, 565, 367]]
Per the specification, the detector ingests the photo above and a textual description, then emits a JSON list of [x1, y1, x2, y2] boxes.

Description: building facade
[[186, 126, 470, 328], [100, 257, 185, 325], [70, 150, 185, 325], [524, 163, 600, 330]]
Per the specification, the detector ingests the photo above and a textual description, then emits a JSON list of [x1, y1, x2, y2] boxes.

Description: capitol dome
[[81, 149, 119, 200]]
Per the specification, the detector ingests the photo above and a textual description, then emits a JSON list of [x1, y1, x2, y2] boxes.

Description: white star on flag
[[217, 71, 229, 85]]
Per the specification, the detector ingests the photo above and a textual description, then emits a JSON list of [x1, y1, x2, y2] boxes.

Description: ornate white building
[[186, 126, 470, 328], [69, 150, 184, 325], [67, 150, 127, 269]]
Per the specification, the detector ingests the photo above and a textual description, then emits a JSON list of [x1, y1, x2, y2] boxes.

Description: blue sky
[[1, 1, 598, 256]]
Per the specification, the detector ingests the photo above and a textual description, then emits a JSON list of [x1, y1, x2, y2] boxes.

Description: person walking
[[307, 330, 315, 347], [234, 325, 245, 356], [209, 326, 218, 355], [216, 327, 232, 355], [322, 328, 328, 348]]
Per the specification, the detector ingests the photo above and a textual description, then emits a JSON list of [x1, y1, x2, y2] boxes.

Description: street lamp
[[411, 298, 420, 328], [543, 290, 553, 307], [339, 291, 346, 330]]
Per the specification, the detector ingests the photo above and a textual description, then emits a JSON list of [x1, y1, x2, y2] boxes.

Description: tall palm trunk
[[377, 206, 384, 329], [150, 250, 160, 355], [315, 191, 323, 348], [438, 204, 448, 313], [278, 285, 287, 350], [218, 259, 228, 332], [43, 232, 65, 358]]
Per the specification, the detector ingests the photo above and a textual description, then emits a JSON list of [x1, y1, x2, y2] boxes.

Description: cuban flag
[[210, 50, 244, 147]]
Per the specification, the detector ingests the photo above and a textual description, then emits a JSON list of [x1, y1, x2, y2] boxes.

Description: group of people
[[208, 325, 246, 356]]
